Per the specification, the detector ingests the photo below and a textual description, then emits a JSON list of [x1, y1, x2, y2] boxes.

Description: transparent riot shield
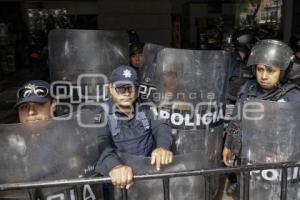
[[241, 100, 300, 200], [49, 29, 129, 83], [154, 48, 229, 153], [0, 109, 103, 199], [152, 48, 230, 199], [48, 29, 129, 114], [138, 43, 165, 101], [0, 109, 100, 181]]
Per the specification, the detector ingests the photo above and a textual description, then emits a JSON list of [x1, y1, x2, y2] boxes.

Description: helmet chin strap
[[251, 65, 256, 77]]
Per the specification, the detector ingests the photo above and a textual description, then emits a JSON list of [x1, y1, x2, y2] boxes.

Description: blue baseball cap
[[109, 65, 139, 87], [15, 80, 52, 108]]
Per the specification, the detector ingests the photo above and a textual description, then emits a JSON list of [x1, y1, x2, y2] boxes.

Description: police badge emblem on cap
[[109, 65, 138, 87]]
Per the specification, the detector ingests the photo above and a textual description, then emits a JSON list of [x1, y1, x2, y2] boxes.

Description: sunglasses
[[114, 85, 137, 94], [17, 85, 49, 99]]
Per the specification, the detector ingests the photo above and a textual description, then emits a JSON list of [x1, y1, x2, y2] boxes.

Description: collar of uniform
[[251, 81, 269, 96], [256, 85, 266, 97], [247, 81, 261, 98], [256, 81, 283, 98], [107, 99, 137, 117]]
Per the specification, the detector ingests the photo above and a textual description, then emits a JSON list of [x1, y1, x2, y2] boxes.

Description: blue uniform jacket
[[95, 100, 172, 175], [225, 80, 300, 155]]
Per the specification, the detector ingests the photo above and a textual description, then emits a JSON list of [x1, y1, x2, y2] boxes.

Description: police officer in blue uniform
[[128, 29, 144, 74], [227, 27, 257, 103], [290, 32, 300, 60], [289, 32, 300, 85], [7, 80, 104, 199], [95, 65, 173, 190], [129, 43, 144, 70], [223, 39, 300, 167], [204, 25, 223, 50]]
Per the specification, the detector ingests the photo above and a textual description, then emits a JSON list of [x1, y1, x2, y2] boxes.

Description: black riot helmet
[[247, 39, 294, 81], [247, 39, 294, 71], [232, 28, 257, 53], [129, 42, 144, 56], [206, 27, 222, 42], [205, 26, 223, 50], [290, 32, 300, 52]]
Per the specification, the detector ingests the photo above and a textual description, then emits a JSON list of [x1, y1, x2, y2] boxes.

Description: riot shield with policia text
[[241, 100, 300, 200], [0, 109, 103, 199], [155, 48, 230, 153], [153, 48, 230, 198], [0, 109, 100, 181]]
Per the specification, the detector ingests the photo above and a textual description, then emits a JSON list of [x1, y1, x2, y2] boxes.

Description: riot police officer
[[15, 80, 55, 123], [95, 65, 173, 190], [227, 27, 257, 103], [129, 42, 144, 70], [204, 25, 223, 50], [7, 80, 104, 199], [128, 29, 144, 71], [223, 39, 300, 167], [289, 32, 300, 85]]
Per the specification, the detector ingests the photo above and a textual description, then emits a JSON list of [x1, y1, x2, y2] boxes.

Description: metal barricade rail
[[1, 161, 299, 200]]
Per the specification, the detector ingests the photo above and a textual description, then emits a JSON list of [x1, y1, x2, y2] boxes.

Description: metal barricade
[[0, 161, 299, 200]]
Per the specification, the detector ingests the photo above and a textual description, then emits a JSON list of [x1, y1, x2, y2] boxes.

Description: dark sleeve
[[224, 121, 241, 149], [224, 101, 241, 149], [148, 109, 173, 150], [224, 81, 249, 150], [224, 106, 243, 157], [95, 116, 123, 176]]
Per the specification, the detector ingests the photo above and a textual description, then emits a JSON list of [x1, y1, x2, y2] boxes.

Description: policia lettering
[[159, 101, 265, 129], [158, 102, 225, 129], [40, 184, 101, 200], [251, 167, 300, 183], [159, 108, 224, 128]]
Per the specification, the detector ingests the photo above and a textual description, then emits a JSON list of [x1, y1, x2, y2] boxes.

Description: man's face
[[130, 53, 143, 68], [163, 72, 182, 94], [18, 100, 55, 123], [109, 84, 137, 108], [256, 64, 281, 91]]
